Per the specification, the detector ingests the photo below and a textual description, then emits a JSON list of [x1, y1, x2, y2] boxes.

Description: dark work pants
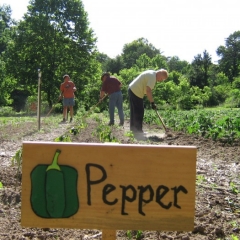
[[128, 88, 144, 132]]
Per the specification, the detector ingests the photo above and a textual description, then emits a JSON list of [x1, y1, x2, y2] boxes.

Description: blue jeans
[[109, 91, 124, 124]]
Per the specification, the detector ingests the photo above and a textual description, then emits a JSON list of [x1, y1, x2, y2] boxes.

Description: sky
[[1, 0, 240, 63]]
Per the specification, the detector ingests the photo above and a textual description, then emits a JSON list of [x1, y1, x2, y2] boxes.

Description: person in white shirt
[[128, 69, 168, 134]]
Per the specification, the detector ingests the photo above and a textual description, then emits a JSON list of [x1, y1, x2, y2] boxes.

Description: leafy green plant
[[231, 235, 239, 240], [196, 175, 207, 185], [54, 135, 71, 142], [210, 183, 218, 189], [136, 230, 143, 239], [92, 123, 118, 142], [0, 106, 15, 116], [144, 111, 156, 124], [126, 230, 143, 240], [90, 113, 101, 122], [91, 115, 119, 142], [149, 109, 240, 143], [230, 220, 239, 228], [0, 181, 3, 189], [11, 148, 22, 168], [124, 131, 135, 142], [70, 121, 88, 135], [229, 182, 239, 194], [126, 230, 132, 239], [11, 147, 23, 186]]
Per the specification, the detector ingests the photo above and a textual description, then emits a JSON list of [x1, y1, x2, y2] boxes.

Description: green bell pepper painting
[[30, 149, 79, 218]]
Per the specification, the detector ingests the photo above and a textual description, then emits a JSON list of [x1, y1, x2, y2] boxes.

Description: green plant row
[[144, 109, 240, 144]]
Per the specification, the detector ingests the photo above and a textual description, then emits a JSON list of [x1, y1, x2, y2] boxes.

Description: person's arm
[[100, 90, 105, 99], [100, 81, 107, 99], [146, 86, 157, 109], [59, 85, 63, 99], [71, 82, 76, 92], [146, 86, 154, 103], [73, 85, 76, 92], [118, 79, 122, 88]]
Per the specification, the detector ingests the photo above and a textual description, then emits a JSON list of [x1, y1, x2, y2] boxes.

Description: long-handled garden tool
[[155, 109, 173, 137], [45, 98, 61, 117], [81, 94, 108, 120], [69, 94, 108, 135]]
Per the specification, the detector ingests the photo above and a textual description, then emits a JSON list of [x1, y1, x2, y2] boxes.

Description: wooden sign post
[[21, 142, 196, 239]]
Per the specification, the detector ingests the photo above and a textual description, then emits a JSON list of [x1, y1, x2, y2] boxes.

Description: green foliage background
[[0, 1, 240, 112]]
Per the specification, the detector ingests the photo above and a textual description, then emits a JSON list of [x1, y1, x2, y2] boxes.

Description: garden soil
[[0, 117, 239, 240]]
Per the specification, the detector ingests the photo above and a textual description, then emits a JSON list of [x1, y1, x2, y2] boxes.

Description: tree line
[[1, 0, 240, 113]]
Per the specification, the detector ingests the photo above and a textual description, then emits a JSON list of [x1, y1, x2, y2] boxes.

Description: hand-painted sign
[[21, 141, 197, 231]]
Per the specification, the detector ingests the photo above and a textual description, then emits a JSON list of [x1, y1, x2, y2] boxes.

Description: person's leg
[[128, 89, 143, 132], [69, 106, 73, 117], [62, 98, 68, 121], [62, 106, 67, 121], [116, 92, 124, 125], [69, 98, 75, 122], [133, 98, 144, 132], [108, 94, 116, 125], [128, 88, 135, 131]]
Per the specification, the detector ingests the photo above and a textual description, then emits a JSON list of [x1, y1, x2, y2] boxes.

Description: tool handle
[[155, 110, 167, 132], [45, 99, 61, 117], [82, 94, 108, 119]]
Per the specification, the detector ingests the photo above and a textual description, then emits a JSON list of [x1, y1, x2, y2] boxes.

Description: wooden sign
[[21, 141, 196, 231]]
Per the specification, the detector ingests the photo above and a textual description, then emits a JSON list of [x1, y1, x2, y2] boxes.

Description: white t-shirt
[[129, 70, 156, 98]]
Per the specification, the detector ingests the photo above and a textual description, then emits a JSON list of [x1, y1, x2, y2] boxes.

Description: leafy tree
[[0, 4, 12, 27], [217, 31, 240, 83], [0, 59, 17, 106], [154, 80, 179, 108], [0, 4, 18, 107], [189, 86, 202, 106], [0, 4, 15, 54], [96, 52, 111, 71], [103, 55, 124, 74], [122, 38, 161, 69], [188, 50, 212, 89], [133, 53, 168, 73], [202, 86, 211, 106], [135, 53, 152, 69], [4, 0, 100, 108], [208, 85, 231, 106], [150, 54, 168, 70], [225, 89, 240, 107], [177, 76, 193, 109], [232, 76, 240, 89], [166, 70, 181, 85], [167, 56, 189, 74], [213, 72, 229, 86]]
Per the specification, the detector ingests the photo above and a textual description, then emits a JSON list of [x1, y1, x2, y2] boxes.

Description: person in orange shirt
[[59, 74, 76, 123]]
